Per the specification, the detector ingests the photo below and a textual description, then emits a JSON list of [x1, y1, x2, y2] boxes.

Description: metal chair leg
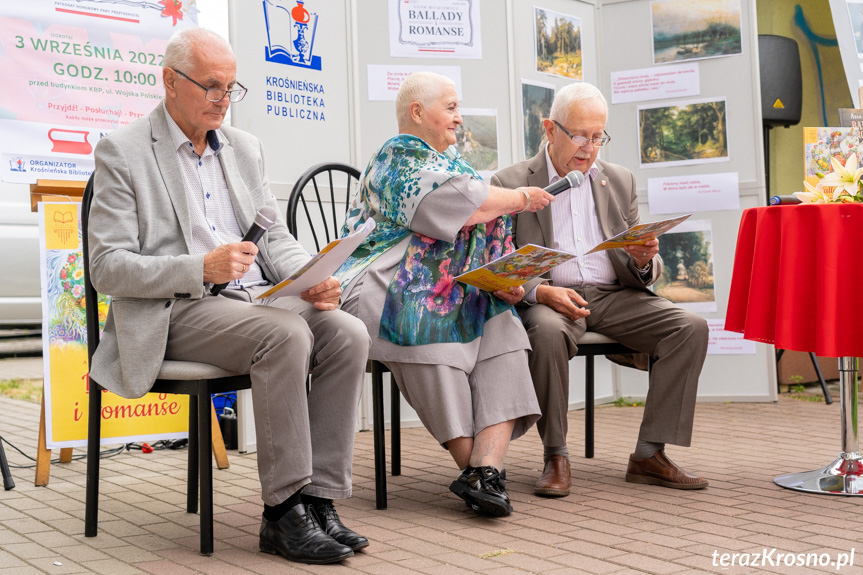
[[371, 361, 387, 510], [391, 376, 401, 477], [199, 387, 214, 555], [585, 356, 594, 459], [85, 383, 103, 537], [188, 395, 198, 514]]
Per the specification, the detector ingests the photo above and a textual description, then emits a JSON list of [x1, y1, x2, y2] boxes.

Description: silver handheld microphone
[[544, 170, 585, 195]]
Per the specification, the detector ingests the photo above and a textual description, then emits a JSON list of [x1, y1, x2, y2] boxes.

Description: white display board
[[830, 0, 863, 107], [228, 0, 354, 198], [226, 0, 775, 431], [600, 0, 774, 402]]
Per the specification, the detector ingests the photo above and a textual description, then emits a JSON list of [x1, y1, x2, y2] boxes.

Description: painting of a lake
[[651, 0, 742, 64]]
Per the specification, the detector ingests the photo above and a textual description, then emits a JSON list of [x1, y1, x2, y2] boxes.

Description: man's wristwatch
[[638, 260, 651, 272]]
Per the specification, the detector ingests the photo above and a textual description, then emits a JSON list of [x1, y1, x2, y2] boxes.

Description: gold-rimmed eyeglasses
[[552, 120, 611, 147], [172, 68, 247, 103]]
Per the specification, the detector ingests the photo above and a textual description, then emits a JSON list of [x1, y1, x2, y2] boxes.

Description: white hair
[[395, 72, 455, 127], [163, 28, 233, 73], [549, 82, 607, 123]]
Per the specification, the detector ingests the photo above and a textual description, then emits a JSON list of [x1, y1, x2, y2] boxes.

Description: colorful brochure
[[586, 213, 692, 254], [257, 219, 375, 299], [455, 244, 576, 292]]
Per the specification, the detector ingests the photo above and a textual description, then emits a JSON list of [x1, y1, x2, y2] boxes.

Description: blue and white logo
[[264, 0, 322, 71], [9, 157, 25, 172]]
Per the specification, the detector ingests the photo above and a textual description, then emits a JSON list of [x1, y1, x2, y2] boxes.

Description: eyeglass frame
[[552, 120, 611, 148], [171, 68, 247, 103]]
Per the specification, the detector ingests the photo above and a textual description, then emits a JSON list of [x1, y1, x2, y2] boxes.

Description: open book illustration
[[257, 219, 375, 299], [586, 214, 692, 254], [455, 244, 576, 292]]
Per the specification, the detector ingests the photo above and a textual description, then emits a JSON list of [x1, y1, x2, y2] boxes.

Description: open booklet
[[586, 213, 691, 254], [454, 244, 576, 292], [256, 219, 375, 299]]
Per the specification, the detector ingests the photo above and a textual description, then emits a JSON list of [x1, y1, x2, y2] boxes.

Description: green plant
[[0, 379, 43, 404], [790, 383, 806, 393], [612, 396, 645, 407], [790, 392, 825, 402]]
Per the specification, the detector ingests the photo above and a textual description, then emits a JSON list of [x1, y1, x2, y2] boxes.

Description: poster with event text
[[0, 1, 199, 184]]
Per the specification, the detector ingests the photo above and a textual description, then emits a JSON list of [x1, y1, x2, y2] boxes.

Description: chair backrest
[[287, 162, 361, 252], [80, 174, 100, 363]]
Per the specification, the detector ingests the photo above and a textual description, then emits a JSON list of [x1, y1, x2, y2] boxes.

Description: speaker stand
[[763, 124, 772, 203], [0, 438, 14, 490]]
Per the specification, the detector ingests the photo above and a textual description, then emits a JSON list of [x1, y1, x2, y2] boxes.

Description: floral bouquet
[[795, 153, 863, 204]]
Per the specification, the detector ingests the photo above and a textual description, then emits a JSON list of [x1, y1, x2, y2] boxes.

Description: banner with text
[[0, 1, 199, 183]]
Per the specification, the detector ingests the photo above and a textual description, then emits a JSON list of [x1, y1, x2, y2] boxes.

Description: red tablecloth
[[725, 204, 863, 358]]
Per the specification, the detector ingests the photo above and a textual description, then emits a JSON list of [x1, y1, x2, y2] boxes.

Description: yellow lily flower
[[794, 181, 830, 204], [819, 153, 863, 198]]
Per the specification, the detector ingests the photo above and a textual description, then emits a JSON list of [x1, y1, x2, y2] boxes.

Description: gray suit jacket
[[88, 102, 310, 398], [491, 151, 663, 292]]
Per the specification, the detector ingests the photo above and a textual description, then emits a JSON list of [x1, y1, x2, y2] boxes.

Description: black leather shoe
[[308, 499, 369, 551], [449, 466, 513, 517], [259, 503, 354, 564]]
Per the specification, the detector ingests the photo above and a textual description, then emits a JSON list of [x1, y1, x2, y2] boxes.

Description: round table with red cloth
[[725, 204, 863, 358]]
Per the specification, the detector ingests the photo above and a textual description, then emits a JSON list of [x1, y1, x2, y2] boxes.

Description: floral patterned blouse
[[337, 134, 515, 346]]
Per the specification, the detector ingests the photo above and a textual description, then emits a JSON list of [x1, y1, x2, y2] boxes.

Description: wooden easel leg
[[35, 395, 52, 486], [59, 448, 73, 463], [211, 403, 229, 470]]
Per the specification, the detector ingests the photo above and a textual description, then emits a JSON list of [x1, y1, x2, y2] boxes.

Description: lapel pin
[[601, 179, 607, 187]]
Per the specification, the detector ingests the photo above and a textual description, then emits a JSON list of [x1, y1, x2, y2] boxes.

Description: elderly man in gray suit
[[88, 28, 370, 565], [492, 82, 708, 497]]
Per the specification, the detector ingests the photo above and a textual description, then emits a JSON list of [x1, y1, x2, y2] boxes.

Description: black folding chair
[[286, 163, 399, 510], [81, 176, 252, 555]]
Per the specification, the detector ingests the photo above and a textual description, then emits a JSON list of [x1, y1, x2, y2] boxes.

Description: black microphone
[[545, 170, 585, 195], [211, 206, 277, 296]]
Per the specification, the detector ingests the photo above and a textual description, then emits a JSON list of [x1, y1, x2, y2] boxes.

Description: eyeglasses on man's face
[[172, 68, 247, 103], [552, 120, 611, 148]]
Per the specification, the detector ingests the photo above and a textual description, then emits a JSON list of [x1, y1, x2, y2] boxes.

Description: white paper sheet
[[610, 63, 700, 104], [707, 319, 756, 354], [367, 65, 462, 101], [257, 219, 375, 299], [648, 172, 739, 215]]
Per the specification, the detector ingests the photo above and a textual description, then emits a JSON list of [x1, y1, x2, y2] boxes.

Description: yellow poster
[[39, 203, 189, 448]]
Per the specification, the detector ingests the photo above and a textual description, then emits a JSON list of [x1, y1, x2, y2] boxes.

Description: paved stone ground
[[1, 366, 861, 574]]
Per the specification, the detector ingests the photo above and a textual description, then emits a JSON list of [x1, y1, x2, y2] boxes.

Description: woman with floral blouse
[[337, 72, 555, 517]]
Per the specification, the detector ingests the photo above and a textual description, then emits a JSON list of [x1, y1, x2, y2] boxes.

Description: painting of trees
[[654, 225, 716, 311], [522, 82, 554, 159], [535, 7, 582, 80], [638, 99, 729, 167]]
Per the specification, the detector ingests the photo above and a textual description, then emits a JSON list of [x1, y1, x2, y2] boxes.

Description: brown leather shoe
[[625, 450, 708, 490], [535, 455, 571, 497]]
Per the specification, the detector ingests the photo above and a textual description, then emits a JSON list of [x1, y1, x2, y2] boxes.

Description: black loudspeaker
[[759, 35, 802, 127]]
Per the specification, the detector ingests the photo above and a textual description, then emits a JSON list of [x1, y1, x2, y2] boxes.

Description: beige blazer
[[88, 102, 310, 398], [491, 150, 663, 292]]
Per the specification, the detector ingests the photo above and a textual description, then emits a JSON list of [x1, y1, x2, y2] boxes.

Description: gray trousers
[[385, 350, 540, 445], [165, 285, 370, 506], [518, 284, 708, 448]]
